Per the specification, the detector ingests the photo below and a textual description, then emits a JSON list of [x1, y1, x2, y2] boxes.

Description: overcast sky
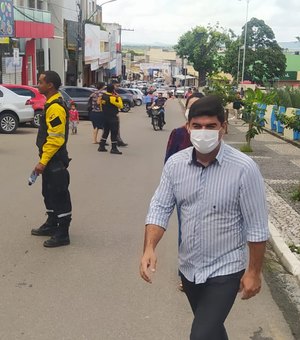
[[102, 0, 300, 46]]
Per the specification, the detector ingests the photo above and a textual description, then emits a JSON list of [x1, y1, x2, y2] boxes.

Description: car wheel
[[0, 112, 18, 134], [135, 99, 142, 106], [31, 110, 42, 128], [121, 102, 130, 112]]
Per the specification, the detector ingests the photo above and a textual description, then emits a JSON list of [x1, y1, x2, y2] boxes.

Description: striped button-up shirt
[[146, 142, 269, 284]]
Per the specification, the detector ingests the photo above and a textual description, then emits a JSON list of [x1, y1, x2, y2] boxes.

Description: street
[[0, 99, 297, 340]]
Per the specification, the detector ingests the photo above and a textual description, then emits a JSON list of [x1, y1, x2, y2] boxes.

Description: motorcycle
[[151, 105, 164, 131], [146, 103, 152, 117]]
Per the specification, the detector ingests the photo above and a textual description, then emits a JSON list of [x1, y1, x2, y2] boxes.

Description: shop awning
[[173, 75, 196, 80]]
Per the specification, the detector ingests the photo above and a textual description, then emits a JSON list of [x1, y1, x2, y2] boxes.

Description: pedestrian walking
[[140, 95, 269, 340], [69, 102, 79, 134], [164, 92, 204, 163], [233, 92, 244, 119], [88, 82, 105, 144], [98, 84, 124, 155], [164, 92, 204, 292], [31, 71, 72, 248]]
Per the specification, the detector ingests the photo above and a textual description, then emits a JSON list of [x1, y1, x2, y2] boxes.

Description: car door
[[63, 87, 94, 118]]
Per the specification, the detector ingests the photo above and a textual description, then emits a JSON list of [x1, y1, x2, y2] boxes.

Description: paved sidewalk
[[225, 115, 300, 282]]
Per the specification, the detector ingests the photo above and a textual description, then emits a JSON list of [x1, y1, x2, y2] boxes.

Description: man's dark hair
[[96, 82, 105, 90], [188, 95, 225, 123], [111, 79, 120, 85], [185, 92, 204, 108], [107, 84, 115, 93], [42, 71, 62, 90]]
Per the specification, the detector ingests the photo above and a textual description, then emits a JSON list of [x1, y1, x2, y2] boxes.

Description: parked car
[[0, 85, 34, 133], [2, 84, 46, 128], [115, 88, 135, 112], [60, 86, 96, 118], [175, 86, 186, 98], [127, 88, 144, 106]]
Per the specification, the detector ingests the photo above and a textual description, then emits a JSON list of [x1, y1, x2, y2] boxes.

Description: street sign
[[13, 48, 19, 65]]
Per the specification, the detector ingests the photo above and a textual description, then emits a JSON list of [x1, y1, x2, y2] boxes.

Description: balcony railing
[[14, 6, 51, 24]]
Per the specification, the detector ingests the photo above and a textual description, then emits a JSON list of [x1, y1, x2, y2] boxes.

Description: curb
[[262, 128, 300, 149], [268, 221, 300, 284]]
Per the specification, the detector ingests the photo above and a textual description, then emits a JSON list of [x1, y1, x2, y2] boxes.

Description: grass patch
[[240, 144, 253, 153], [291, 187, 300, 202]]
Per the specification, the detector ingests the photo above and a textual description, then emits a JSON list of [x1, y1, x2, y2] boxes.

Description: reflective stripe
[[46, 209, 54, 213], [57, 212, 72, 218], [48, 133, 65, 138]]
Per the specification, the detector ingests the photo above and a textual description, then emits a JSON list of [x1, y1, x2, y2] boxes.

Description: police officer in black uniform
[[31, 71, 72, 248], [98, 84, 124, 155]]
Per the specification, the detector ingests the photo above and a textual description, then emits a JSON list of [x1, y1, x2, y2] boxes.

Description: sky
[[102, 0, 300, 46]]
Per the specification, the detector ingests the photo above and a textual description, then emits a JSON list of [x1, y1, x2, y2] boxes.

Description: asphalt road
[[0, 99, 296, 339]]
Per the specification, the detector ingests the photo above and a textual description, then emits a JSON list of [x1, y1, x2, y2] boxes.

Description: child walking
[[69, 102, 79, 134]]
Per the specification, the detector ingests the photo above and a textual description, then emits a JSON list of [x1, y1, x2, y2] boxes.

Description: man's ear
[[220, 122, 227, 136], [185, 121, 190, 134]]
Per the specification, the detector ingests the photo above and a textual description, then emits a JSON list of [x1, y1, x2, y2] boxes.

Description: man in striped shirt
[[140, 95, 269, 340]]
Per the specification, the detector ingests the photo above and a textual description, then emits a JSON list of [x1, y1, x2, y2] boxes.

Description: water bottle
[[28, 171, 38, 186]]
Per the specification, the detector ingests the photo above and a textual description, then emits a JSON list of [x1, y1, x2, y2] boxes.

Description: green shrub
[[288, 88, 300, 108], [274, 88, 292, 107], [240, 144, 253, 153]]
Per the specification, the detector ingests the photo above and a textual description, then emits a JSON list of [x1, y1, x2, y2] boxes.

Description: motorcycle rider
[[152, 92, 167, 125], [145, 91, 155, 116]]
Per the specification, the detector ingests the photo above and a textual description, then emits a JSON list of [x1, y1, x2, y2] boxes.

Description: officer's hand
[[34, 162, 46, 175]]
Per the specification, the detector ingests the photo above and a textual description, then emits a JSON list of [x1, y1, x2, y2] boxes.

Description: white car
[[0, 85, 34, 133], [127, 88, 144, 106]]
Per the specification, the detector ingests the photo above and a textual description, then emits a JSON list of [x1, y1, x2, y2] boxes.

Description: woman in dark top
[[164, 92, 204, 163]]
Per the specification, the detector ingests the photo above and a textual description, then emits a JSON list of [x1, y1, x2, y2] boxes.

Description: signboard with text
[[0, 0, 14, 37]]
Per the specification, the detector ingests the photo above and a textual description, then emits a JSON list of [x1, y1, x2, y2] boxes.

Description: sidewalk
[[225, 114, 300, 283]]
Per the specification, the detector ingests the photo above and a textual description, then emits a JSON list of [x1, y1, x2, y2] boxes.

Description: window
[[37, 0, 43, 9], [9, 88, 35, 98], [0, 90, 3, 97], [28, 0, 35, 9], [64, 88, 93, 98]]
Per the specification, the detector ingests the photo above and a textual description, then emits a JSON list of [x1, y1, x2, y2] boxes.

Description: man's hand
[[239, 270, 262, 300], [140, 248, 157, 284], [34, 162, 46, 175]]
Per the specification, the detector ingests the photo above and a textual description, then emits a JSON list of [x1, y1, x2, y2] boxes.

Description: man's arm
[[239, 241, 266, 299], [140, 224, 165, 283]]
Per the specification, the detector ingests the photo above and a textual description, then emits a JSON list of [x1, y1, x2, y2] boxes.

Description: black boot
[[31, 212, 58, 236], [98, 139, 107, 152], [43, 216, 71, 248], [110, 142, 122, 155], [117, 141, 128, 147]]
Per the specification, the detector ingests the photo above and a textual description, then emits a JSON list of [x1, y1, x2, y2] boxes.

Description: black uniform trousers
[[42, 159, 72, 219], [181, 270, 244, 340], [101, 114, 119, 142]]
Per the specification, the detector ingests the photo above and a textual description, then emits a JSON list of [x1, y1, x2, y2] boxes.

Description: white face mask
[[190, 129, 221, 154], [184, 109, 190, 120]]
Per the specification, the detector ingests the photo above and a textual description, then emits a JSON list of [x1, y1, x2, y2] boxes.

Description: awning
[[173, 75, 196, 80]]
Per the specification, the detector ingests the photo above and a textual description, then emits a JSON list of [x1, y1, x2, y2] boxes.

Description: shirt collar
[[188, 141, 225, 167], [46, 92, 61, 104]]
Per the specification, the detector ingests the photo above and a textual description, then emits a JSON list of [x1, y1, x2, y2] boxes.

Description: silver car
[[0, 85, 34, 134]]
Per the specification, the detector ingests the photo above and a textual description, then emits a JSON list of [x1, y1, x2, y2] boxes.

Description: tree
[[174, 25, 228, 86], [241, 88, 277, 151], [223, 18, 286, 84]]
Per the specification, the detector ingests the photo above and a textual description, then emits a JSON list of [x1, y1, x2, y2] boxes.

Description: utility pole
[[77, 1, 83, 86], [118, 27, 134, 80]]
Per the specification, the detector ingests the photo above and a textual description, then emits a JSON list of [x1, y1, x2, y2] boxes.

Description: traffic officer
[[98, 84, 123, 154], [31, 70, 72, 248]]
